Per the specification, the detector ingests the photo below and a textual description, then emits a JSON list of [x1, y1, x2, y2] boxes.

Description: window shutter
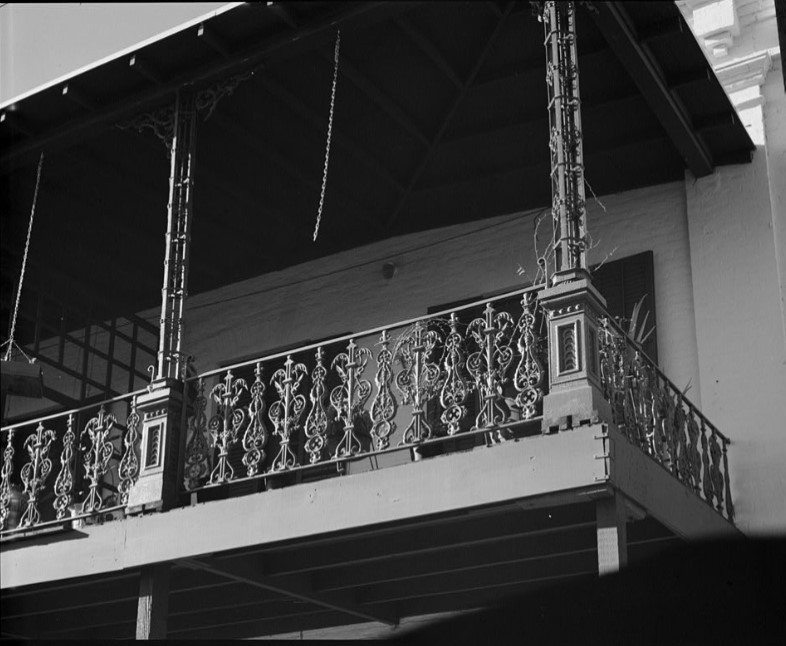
[[591, 250, 658, 363]]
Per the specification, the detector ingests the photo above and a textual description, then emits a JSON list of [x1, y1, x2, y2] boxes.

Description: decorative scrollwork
[[53, 414, 76, 519], [371, 331, 398, 448], [467, 303, 515, 435], [117, 106, 175, 149], [513, 293, 544, 420], [0, 430, 15, 530], [208, 371, 247, 484], [81, 406, 117, 514], [242, 364, 270, 477], [439, 315, 469, 436], [117, 399, 140, 505], [195, 71, 255, 120], [184, 379, 210, 490], [331, 340, 373, 458], [304, 348, 329, 464], [394, 322, 442, 444], [269, 357, 307, 471], [19, 423, 57, 528], [709, 429, 724, 512]]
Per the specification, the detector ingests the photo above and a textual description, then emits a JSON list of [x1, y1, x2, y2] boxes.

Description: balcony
[[0, 281, 738, 637]]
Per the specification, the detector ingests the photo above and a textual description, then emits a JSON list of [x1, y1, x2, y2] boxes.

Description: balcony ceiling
[[0, 1, 754, 326]]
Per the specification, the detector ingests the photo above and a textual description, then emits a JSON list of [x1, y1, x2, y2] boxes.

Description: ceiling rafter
[[260, 73, 406, 194], [393, 16, 463, 89], [317, 48, 431, 146], [589, 2, 714, 177], [178, 557, 398, 627], [384, 2, 515, 231], [211, 110, 384, 234], [197, 23, 231, 59]]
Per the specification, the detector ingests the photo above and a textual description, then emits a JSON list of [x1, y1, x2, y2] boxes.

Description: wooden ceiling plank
[[393, 16, 463, 89], [178, 557, 398, 626], [589, 2, 714, 177], [384, 2, 515, 231]]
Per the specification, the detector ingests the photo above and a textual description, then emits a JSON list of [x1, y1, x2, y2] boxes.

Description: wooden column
[[137, 563, 171, 639], [596, 494, 628, 576]]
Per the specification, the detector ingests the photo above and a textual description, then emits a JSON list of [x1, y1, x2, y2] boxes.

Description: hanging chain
[[3, 152, 44, 362], [312, 29, 341, 242]]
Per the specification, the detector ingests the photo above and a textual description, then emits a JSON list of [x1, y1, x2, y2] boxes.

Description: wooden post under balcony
[[596, 493, 629, 576], [136, 563, 171, 639]]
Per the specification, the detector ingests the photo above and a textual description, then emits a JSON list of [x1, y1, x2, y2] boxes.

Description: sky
[[0, 3, 236, 105]]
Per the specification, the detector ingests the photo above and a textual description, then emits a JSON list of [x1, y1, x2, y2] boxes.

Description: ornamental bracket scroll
[[116, 70, 255, 150]]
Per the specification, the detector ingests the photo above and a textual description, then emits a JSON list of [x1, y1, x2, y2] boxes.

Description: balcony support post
[[136, 563, 171, 639], [127, 89, 196, 512], [596, 493, 628, 576], [537, 2, 611, 432]]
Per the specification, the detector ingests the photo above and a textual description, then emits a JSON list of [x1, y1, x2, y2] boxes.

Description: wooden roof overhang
[[0, 1, 754, 329]]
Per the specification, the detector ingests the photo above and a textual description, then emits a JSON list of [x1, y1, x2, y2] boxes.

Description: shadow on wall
[[391, 539, 786, 645]]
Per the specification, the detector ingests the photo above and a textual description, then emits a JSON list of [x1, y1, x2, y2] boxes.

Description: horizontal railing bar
[[1, 389, 145, 433], [189, 417, 542, 493], [602, 313, 729, 444], [192, 283, 544, 381], [0, 505, 126, 540]]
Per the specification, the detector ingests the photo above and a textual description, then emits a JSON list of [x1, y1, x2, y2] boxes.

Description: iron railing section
[[181, 286, 548, 492], [0, 389, 144, 536], [598, 316, 734, 522]]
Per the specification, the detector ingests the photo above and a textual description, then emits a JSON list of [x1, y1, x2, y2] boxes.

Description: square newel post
[[126, 379, 187, 512], [539, 273, 612, 432]]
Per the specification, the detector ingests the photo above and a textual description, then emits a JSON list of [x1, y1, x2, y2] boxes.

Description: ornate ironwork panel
[[331, 340, 373, 457], [394, 322, 442, 444], [305, 348, 330, 464], [117, 399, 140, 505], [19, 422, 57, 527], [81, 406, 117, 514], [438, 315, 470, 436], [0, 430, 15, 530], [208, 371, 247, 484], [512, 293, 544, 420], [467, 303, 515, 435], [371, 331, 398, 448], [184, 379, 210, 490], [53, 414, 76, 520], [242, 364, 270, 477], [269, 357, 307, 471]]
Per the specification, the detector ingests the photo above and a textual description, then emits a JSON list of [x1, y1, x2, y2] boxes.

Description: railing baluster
[[269, 356, 307, 471], [395, 322, 441, 444], [242, 363, 269, 476], [371, 331, 398, 449], [513, 292, 544, 421], [208, 371, 247, 484], [331, 340, 373, 457], [439, 315, 469, 436], [0, 429, 16, 530], [118, 398, 140, 504], [80, 405, 116, 514], [53, 414, 76, 519], [184, 379, 210, 490], [723, 439, 734, 521], [304, 348, 329, 464]]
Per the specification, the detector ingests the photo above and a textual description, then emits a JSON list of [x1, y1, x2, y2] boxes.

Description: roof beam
[[197, 23, 231, 59], [385, 3, 514, 230], [61, 84, 97, 111], [393, 16, 463, 89], [318, 49, 431, 146], [261, 74, 405, 194], [129, 54, 164, 86], [589, 2, 714, 177], [178, 556, 398, 626]]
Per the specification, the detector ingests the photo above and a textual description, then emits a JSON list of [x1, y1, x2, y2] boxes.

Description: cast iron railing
[[180, 286, 547, 492], [598, 316, 734, 521], [0, 390, 143, 534], [1, 283, 737, 536]]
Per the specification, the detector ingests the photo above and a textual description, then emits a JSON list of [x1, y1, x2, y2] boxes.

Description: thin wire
[[3, 152, 44, 362], [312, 28, 340, 242]]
